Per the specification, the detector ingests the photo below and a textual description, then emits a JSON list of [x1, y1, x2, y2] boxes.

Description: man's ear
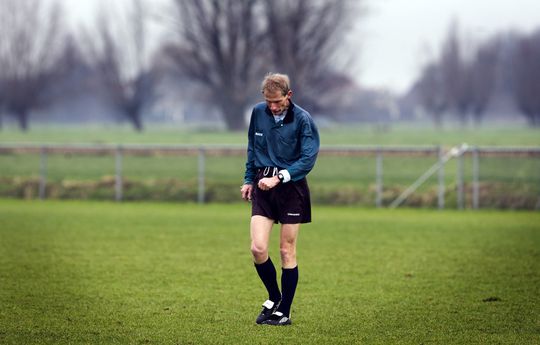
[[286, 90, 293, 99]]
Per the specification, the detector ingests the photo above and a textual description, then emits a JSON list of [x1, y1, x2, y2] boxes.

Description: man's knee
[[251, 242, 268, 261], [280, 244, 296, 263]]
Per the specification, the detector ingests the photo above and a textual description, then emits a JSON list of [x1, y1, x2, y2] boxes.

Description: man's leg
[[251, 216, 282, 311], [250, 215, 274, 264], [276, 223, 300, 318]]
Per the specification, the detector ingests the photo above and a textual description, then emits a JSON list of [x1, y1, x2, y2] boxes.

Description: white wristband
[[278, 169, 291, 183]]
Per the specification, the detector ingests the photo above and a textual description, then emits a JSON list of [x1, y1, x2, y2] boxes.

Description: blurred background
[[0, 0, 539, 208]]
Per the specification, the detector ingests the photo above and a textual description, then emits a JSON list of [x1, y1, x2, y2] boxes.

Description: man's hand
[[258, 176, 280, 191], [241, 184, 253, 201]]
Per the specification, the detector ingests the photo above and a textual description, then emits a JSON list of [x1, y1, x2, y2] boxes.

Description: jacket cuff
[[278, 169, 291, 183]]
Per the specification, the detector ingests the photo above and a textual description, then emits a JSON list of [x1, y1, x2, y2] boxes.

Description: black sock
[[277, 266, 298, 317], [254, 257, 281, 303]]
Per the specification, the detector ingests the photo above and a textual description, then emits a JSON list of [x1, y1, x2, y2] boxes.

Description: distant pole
[[438, 146, 445, 210], [375, 149, 383, 208], [39, 146, 48, 200], [115, 145, 123, 202], [472, 147, 479, 209], [198, 147, 206, 204], [456, 146, 465, 210]]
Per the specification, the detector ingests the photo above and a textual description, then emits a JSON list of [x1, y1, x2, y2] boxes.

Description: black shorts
[[251, 169, 312, 224]]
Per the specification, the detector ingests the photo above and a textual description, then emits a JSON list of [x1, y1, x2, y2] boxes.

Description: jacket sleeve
[[244, 109, 257, 184], [286, 115, 320, 182]]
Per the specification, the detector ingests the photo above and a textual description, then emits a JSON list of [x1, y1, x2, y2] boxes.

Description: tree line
[[415, 22, 540, 127], [1, 0, 538, 131], [0, 0, 358, 131]]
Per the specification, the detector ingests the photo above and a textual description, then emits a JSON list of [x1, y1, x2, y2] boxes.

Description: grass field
[[1, 199, 539, 344], [1, 123, 540, 146]]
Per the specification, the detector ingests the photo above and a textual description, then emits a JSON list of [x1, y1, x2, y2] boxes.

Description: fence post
[[39, 146, 48, 200], [115, 145, 123, 202], [198, 147, 206, 204], [375, 149, 383, 208], [438, 145, 445, 209], [472, 146, 479, 209], [456, 146, 465, 210]]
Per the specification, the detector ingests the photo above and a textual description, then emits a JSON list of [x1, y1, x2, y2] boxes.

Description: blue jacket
[[244, 101, 320, 184]]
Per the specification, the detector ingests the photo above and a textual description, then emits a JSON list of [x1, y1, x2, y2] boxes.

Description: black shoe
[[255, 300, 280, 324], [261, 311, 292, 326]]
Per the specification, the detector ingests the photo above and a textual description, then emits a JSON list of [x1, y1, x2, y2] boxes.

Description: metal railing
[[1, 142, 539, 209]]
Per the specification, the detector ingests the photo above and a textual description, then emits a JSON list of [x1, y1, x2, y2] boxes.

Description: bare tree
[[0, 0, 65, 130], [439, 22, 472, 126], [415, 22, 501, 128], [0, 75, 5, 129], [416, 63, 448, 128], [164, 0, 267, 131], [263, 0, 357, 113], [469, 38, 500, 125], [512, 29, 540, 126], [83, 0, 155, 131], [164, 0, 360, 130]]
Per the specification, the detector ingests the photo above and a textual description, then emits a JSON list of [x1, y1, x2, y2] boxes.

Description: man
[[240, 73, 320, 326]]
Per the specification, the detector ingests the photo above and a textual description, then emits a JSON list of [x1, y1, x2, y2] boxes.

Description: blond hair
[[261, 73, 290, 96]]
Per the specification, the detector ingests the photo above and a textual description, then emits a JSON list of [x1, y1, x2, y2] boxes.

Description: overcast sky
[[61, 0, 540, 94], [359, 0, 540, 93]]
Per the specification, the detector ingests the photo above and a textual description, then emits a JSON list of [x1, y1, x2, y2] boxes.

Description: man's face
[[264, 89, 292, 115]]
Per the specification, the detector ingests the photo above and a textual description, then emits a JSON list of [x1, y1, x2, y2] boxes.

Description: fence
[[1, 143, 539, 209]]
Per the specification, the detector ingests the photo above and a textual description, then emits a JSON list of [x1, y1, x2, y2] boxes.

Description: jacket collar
[[265, 101, 296, 124]]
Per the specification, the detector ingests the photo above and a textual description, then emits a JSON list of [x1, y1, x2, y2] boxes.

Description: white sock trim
[[262, 300, 275, 309]]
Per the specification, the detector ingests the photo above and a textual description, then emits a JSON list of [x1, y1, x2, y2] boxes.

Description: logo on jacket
[[255, 132, 263, 136]]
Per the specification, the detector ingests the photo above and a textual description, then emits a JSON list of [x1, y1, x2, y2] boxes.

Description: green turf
[[0, 199, 538, 344], [1, 123, 539, 146]]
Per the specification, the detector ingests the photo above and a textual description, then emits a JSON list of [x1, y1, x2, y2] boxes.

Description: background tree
[[414, 22, 502, 128], [0, 75, 5, 129], [416, 63, 448, 128], [83, 0, 155, 131], [164, 0, 361, 130], [511, 29, 540, 126], [0, 0, 65, 130], [263, 0, 357, 113], [439, 22, 472, 126], [164, 0, 267, 131], [469, 38, 500, 125]]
